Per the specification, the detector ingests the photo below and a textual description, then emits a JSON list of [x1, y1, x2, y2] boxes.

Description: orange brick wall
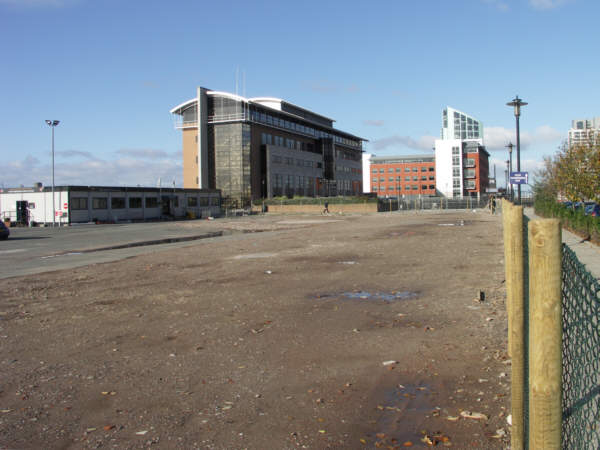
[[370, 161, 436, 196]]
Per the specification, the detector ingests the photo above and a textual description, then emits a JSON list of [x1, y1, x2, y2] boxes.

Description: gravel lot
[[0, 211, 511, 449]]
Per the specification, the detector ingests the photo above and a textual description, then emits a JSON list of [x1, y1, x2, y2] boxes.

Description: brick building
[[369, 155, 436, 197]]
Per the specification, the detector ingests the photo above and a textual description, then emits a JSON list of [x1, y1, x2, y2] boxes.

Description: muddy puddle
[[314, 290, 418, 303], [371, 383, 438, 446]]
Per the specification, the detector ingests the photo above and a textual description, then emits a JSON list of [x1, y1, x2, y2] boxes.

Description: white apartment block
[[568, 117, 600, 147], [435, 107, 488, 198]]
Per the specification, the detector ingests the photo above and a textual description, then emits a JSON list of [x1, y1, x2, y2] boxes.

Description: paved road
[[0, 222, 226, 279], [525, 207, 600, 279]]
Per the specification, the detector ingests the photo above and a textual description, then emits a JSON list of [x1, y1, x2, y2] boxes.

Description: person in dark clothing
[[323, 201, 329, 214]]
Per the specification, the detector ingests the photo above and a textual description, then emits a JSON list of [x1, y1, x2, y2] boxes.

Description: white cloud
[[0, 152, 182, 188], [116, 148, 173, 159], [363, 119, 385, 127], [371, 134, 436, 152], [57, 150, 98, 160], [484, 125, 563, 150], [529, 0, 570, 10]]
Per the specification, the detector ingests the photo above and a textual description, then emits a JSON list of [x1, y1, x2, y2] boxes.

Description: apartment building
[[369, 155, 436, 197], [435, 107, 489, 198], [568, 117, 600, 147], [170, 87, 366, 206]]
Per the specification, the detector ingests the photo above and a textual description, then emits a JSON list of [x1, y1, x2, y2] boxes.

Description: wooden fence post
[[529, 218, 562, 449], [503, 201, 525, 450]]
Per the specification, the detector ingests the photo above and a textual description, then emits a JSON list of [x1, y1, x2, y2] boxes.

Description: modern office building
[[435, 107, 489, 198], [170, 87, 366, 207], [369, 154, 436, 197], [568, 117, 600, 147]]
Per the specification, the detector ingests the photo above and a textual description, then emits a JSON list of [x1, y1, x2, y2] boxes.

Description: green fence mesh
[[561, 243, 600, 449]]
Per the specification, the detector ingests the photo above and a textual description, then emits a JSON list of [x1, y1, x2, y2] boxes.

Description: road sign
[[510, 171, 528, 185]]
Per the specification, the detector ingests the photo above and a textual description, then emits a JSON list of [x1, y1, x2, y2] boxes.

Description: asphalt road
[[0, 222, 226, 280]]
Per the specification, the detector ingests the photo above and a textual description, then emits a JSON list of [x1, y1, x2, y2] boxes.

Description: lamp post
[[506, 96, 527, 204], [45, 120, 60, 227], [505, 142, 514, 200]]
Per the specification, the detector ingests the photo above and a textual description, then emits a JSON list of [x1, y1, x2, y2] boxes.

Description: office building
[[369, 154, 436, 197], [435, 107, 489, 198], [170, 88, 366, 206], [0, 185, 220, 225], [568, 117, 600, 147]]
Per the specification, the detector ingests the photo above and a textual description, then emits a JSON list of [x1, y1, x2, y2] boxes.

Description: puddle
[[232, 252, 277, 260], [312, 290, 417, 302], [342, 291, 417, 302], [374, 384, 435, 444]]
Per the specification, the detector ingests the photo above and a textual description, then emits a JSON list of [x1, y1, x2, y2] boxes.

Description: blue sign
[[510, 171, 529, 185]]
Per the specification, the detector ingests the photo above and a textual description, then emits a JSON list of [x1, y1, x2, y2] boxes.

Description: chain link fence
[[561, 244, 600, 449]]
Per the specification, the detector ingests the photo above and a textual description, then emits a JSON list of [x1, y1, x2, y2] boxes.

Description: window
[[453, 167, 460, 177], [145, 197, 158, 208], [429, 176, 435, 180], [396, 176, 401, 181], [187, 197, 198, 207], [388, 168, 393, 173], [111, 197, 125, 209], [412, 176, 418, 181], [372, 186, 378, 191], [210, 197, 220, 206], [412, 167, 418, 172], [452, 156, 460, 166], [379, 169, 384, 173], [372, 168, 378, 173], [452, 146, 460, 155], [71, 198, 88, 210], [199, 197, 209, 206], [379, 177, 385, 182], [421, 176, 427, 181], [429, 185, 435, 190], [396, 168, 401, 173], [412, 185, 418, 190], [404, 167, 410, 172], [428, 167, 434, 172], [129, 197, 142, 208], [421, 167, 427, 172], [405, 176, 410, 181], [92, 197, 107, 209], [389, 177, 394, 182]]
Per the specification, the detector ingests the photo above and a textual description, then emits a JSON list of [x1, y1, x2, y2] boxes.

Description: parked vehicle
[[0, 222, 9, 240], [584, 203, 600, 217]]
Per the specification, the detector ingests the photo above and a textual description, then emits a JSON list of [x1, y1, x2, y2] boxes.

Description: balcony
[[464, 159, 476, 168]]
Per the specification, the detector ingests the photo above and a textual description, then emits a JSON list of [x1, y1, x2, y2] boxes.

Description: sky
[[1, 0, 598, 190]]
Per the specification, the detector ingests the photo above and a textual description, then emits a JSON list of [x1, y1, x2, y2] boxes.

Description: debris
[[506, 414, 512, 426], [318, 430, 326, 434], [135, 430, 148, 435], [103, 425, 115, 431], [447, 416, 459, 421], [403, 442, 413, 447], [360, 438, 367, 445], [460, 411, 488, 420], [382, 360, 397, 366], [265, 270, 272, 274], [86, 427, 97, 433], [491, 428, 506, 439]]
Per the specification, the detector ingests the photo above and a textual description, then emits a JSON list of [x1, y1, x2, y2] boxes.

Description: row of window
[[71, 196, 218, 210], [262, 133, 315, 153], [372, 184, 435, 191], [251, 111, 361, 149], [271, 154, 322, 169], [373, 175, 435, 182], [372, 166, 434, 173]]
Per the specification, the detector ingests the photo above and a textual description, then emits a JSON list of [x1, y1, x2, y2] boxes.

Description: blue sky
[[1, 0, 598, 189]]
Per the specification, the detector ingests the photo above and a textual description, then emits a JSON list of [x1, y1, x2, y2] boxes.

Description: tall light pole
[[505, 142, 514, 201], [45, 120, 60, 227], [506, 96, 527, 204]]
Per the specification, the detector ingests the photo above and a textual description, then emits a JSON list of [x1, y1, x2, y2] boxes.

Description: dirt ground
[[0, 211, 512, 449]]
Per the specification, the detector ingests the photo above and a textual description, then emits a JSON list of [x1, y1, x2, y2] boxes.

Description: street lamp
[[45, 120, 60, 227], [506, 96, 527, 204], [505, 142, 514, 200]]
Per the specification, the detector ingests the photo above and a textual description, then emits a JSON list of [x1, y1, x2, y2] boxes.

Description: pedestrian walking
[[323, 201, 329, 214]]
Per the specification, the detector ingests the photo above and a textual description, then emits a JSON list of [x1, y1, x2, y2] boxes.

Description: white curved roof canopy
[[169, 98, 196, 115]]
